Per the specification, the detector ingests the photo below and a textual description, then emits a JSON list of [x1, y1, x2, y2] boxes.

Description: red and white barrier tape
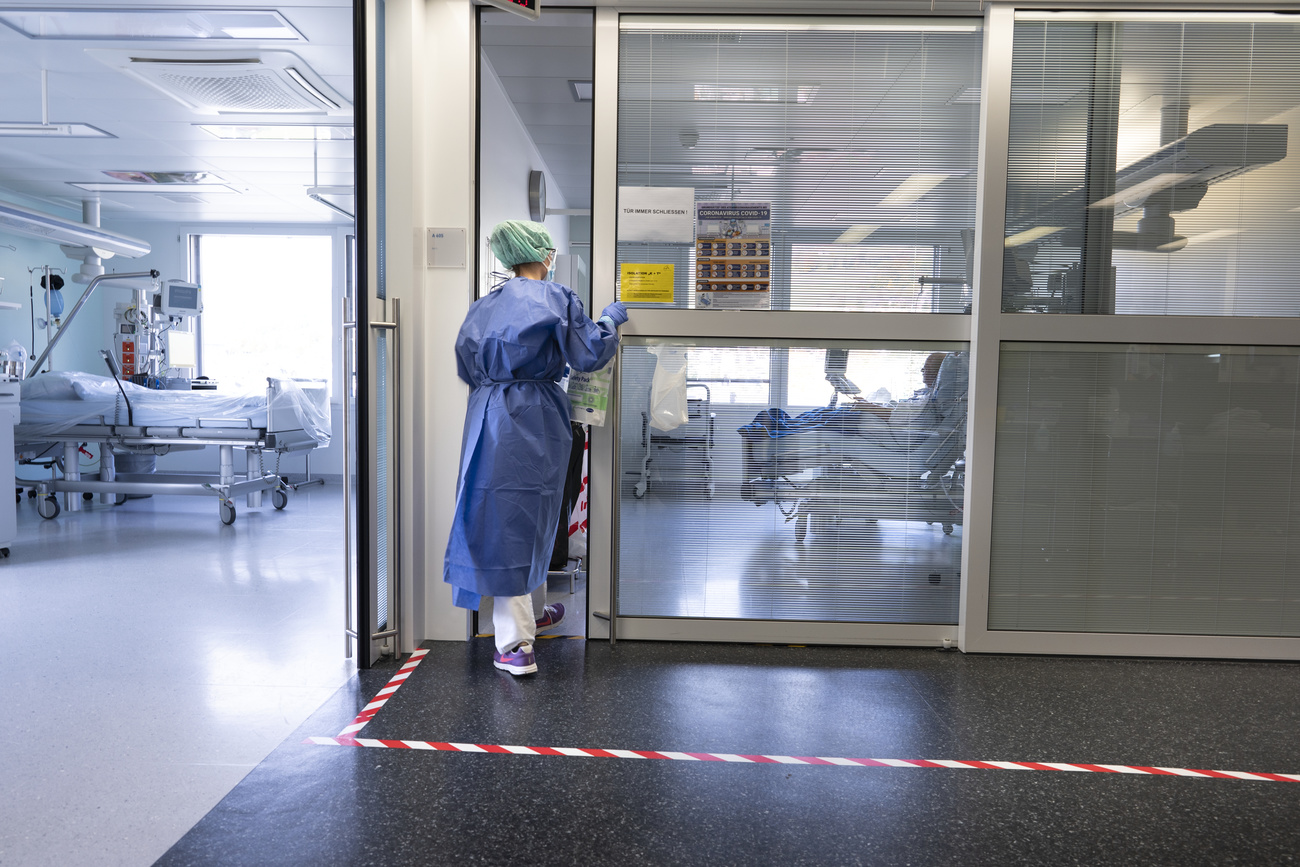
[[304, 737, 1299, 782], [335, 648, 430, 738]]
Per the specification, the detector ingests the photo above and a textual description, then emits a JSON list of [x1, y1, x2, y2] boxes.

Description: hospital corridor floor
[[4, 488, 1299, 866], [0, 482, 354, 866]]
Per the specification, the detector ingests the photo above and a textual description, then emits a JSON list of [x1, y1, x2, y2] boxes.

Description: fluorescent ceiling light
[[691, 165, 777, 177], [835, 225, 881, 244], [1089, 173, 1191, 210], [102, 171, 217, 184], [197, 124, 354, 141], [0, 122, 113, 138], [0, 8, 302, 41], [694, 83, 821, 104], [948, 86, 1084, 106], [879, 173, 951, 207], [69, 182, 238, 194], [1157, 227, 1241, 251], [1005, 226, 1065, 247], [569, 80, 593, 102]]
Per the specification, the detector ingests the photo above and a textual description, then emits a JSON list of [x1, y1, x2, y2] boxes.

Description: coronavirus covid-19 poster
[[695, 201, 771, 310]]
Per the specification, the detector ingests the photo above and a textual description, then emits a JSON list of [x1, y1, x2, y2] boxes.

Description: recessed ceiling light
[[102, 170, 218, 184], [1088, 173, 1191, 210], [0, 122, 114, 138], [1157, 227, 1241, 251], [0, 8, 303, 41], [879, 173, 952, 207], [694, 83, 820, 104], [197, 124, 354, 141], [1005, 226, 1065, 247], [835, 225, 881, 244], [69, 182, 238, 194], [569, 80, 593, 102]]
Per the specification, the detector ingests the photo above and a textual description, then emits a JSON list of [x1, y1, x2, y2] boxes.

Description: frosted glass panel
[[617, 339, 968, 623], [989, 344, 1300, 636], [1004, 18, 1300, 315]]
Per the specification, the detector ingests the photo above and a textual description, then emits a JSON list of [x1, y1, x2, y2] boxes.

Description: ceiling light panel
[[196, 124, 354, 141], [879, 173, 953, 207], [693, 83, 821, 104], [0, 122, 114, 138], [0, 8, 303, 41], [69, 182, 239, 194]]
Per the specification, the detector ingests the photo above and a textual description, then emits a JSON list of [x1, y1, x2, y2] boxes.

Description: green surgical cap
[[489, 220, 554, 267]]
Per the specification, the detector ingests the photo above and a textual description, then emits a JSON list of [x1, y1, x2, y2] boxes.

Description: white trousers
[[492, 585, 548, 653]]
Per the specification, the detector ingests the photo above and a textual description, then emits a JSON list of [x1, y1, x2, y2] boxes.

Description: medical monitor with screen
[[161, 281, 202, 318]]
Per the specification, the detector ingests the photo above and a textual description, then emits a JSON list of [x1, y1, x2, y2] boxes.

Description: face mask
[[545, 252, 557, 282]]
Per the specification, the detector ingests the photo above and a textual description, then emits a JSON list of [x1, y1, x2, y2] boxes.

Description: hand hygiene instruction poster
[[695, 201, 771, 310]]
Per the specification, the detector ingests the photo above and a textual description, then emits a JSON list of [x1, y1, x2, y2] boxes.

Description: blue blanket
[[738, 406, 865, 440]]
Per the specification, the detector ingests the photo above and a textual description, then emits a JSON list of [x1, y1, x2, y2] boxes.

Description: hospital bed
[[16, 371, 330, 525], [739, 352, 967, 543]]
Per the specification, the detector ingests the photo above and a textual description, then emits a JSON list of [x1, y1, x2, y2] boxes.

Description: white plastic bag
[[648, 346, 689, 432], [568, 364, 614, 426]]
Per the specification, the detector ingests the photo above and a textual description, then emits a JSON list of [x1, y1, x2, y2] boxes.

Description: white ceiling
[[0, 0, 354, 227]]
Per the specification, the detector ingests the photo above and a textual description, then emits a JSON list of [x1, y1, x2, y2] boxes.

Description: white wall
[[0, 211, 112, 378]]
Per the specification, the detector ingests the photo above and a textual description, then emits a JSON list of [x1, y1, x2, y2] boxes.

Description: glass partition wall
[[592, 9, 1300, 657], [603, 16, 982, 644], [965, 9, 1300, 659]]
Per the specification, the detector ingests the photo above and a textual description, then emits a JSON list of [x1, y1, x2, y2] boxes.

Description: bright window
[[195, 234, 333, 393]]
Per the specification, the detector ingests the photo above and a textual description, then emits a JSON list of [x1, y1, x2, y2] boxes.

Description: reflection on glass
[[1004, 19, 1300, 315], [617, 20, 982, 312], [618, 340, 968, 624], [990, 344, 1300, 636]]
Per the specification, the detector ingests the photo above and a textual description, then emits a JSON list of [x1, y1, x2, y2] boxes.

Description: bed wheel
[[82, 492, 94, 502], [114, 494, 128, 506], [220, 501, 236, 525], [0, 547, 9, 558], [633, 480, 647, 499], [942, 523, 954, 535], [38, 496, 60, 520], [272, 489, 288, 510]]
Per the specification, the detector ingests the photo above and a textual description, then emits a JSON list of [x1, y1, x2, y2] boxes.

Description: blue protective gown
[[443, 277, 618, 610]]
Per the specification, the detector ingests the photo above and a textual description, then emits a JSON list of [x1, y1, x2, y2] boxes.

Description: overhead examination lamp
[[0, 199, 150, 259], [1009, 122, 1288, 251]]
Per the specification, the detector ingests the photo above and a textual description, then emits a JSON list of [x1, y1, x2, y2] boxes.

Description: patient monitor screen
[[162, 282, 201, 317]]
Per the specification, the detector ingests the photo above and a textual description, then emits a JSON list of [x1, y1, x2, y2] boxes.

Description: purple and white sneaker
[[493, 643, 538, 675], [535, 602, 565, 632]]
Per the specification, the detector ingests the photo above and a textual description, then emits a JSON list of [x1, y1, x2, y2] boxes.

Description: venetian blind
[[1004, 16, 1300, 316], [616, 18, 983, 312], [988, 343, 1300, 637]]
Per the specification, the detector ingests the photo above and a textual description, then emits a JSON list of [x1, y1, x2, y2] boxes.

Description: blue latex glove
[[600, 301, 629, 326]]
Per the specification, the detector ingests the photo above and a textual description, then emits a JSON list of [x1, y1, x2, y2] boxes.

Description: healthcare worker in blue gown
[[444, 220, 627, 676]]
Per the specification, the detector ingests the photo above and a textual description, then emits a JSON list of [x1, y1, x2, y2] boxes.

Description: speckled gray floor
[[156, 641, 1300, 867]]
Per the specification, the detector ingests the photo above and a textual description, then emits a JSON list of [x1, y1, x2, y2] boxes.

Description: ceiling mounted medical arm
[[27, 270, 160, 378]]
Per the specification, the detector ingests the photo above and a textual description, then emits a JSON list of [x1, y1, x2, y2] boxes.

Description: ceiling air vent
[[87, 50, 351, 117]]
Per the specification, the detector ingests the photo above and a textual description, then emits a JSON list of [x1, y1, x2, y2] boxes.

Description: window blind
[[989, 343, 1300, 637], [1004, 16, 1300, 316], [617, 339, 967, 624], [617, 18, 983, 312]]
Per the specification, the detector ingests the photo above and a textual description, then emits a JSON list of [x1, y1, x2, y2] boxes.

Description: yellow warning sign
[[620, 263, 675, 303]]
